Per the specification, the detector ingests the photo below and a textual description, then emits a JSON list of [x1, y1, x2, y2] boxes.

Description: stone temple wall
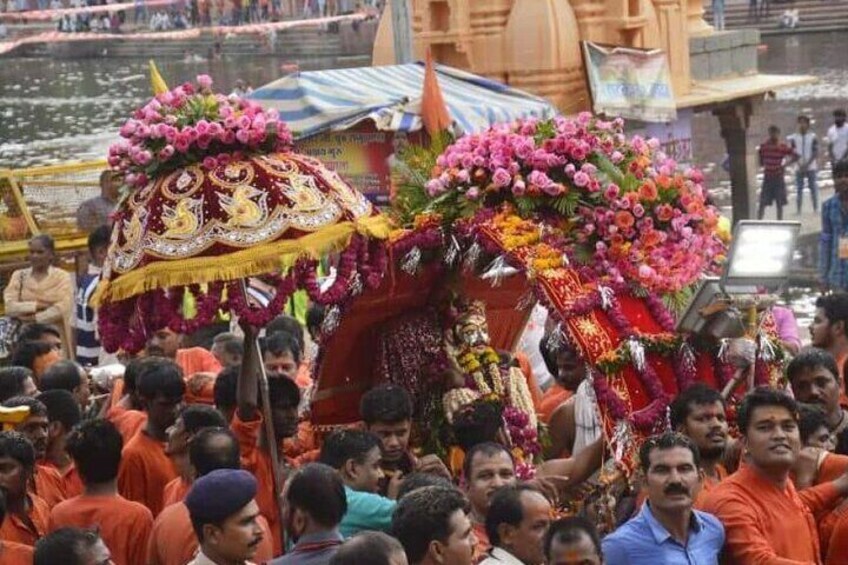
[[373, 0, 752, 112]]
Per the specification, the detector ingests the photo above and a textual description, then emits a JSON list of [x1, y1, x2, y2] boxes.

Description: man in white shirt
[[788, 114, 819, 214], [827, 109, 848, 169], [480, 485, 551, 565]]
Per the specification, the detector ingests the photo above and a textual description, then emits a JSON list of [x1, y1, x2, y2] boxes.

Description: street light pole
[[390, 0, 413, 64]]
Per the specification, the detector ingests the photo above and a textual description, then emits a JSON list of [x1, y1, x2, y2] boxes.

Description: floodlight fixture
[[720, 220, 801, 294]]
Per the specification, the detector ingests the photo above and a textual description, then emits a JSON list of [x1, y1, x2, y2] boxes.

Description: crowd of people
[[0, 147, 848, 565], [756, 108, 848, 224], [4, 173, 848, 564], [1, 0, 382, 28]]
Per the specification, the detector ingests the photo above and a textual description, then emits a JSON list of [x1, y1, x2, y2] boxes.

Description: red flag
[[421, 48, 452, 136]]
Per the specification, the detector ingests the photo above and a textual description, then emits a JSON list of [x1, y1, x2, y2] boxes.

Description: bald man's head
[[188, 427, 240, 478]]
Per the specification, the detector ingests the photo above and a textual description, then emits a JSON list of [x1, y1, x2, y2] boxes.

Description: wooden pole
[[390, 0, 413, 64], [238, 279, 286, 546]]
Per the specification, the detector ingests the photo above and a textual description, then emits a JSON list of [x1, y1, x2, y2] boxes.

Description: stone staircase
[[10, 18, 377, 68], [704, 0, 848, 34]]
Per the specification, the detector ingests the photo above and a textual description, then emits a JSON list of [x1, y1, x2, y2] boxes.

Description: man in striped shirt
[[757, 125, 794, 221], [75, 226, 110, 367]]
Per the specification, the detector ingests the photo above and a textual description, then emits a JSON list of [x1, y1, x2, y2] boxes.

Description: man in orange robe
[[49, 419, 153, 565], [233, 325, 303, 555], [0, 489, 34, 564], [0, 431, 49, 547], [1, 396, 66, 506], [147, 427, 274, 565], [36, 390, 84, 499], [161, 404, 228, 508], [669, 384, 731, 508], [146, 327, 221, 405], [702, 388, 848, 563], [105, 359, 149, 444], [117, 358, 184, 517]]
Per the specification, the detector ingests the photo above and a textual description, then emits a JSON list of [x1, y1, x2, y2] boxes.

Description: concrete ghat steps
[[7, 18, 379, 60], [704, 0, 848, 34]]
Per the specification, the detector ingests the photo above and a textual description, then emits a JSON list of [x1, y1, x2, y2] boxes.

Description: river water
[[0, 31, 841, 333], [1, 32, 843, 171]]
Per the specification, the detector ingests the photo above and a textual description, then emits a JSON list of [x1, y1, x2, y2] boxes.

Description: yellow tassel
[[149, 60, 169, 95], [93, 215, 390, 305]]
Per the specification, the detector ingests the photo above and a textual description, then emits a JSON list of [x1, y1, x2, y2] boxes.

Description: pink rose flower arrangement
[[427, 113, 725, 294], [109, 75, 293, 190]]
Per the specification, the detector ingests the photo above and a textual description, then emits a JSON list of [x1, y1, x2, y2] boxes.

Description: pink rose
[[573, 171, 590, 187], [222, 131, 236, 145], [207, 122, 223, 137], [158, 145, 175, 160], [425, 179, 445, 196], [174, 132, 191, 153], [514, 140, 534, 159], [492, 168, 511, 188], [236, 115, 251, 130], [217, 153, 231, 166], [202, 156, 219, 170], [249, 129, 266, 145], [197, 133, 213, 149], [512, 179, 526, 196], [466, 187, 481, 200], [134, 150, 152, 166], [528, 170, 553, 190], [119, 120, 137, 138], [196, 74, 213, 89], [236, 129, 251, 145], [195, 120, 210, 135], [541, 182, 565, 196], [570, 146, 587, 161]]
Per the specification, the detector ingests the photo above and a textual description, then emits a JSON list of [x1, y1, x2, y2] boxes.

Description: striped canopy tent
[[249, 63, 559, 140]]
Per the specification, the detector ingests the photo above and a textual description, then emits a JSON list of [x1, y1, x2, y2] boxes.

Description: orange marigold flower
[[615, 211, 635, 229], [656, 204, 674, 222], [641, 230, 663, 248], [639, 181, 659, 202]]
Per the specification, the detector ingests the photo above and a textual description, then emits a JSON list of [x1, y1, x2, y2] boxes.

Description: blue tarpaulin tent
[[249, 63, 559, 140]]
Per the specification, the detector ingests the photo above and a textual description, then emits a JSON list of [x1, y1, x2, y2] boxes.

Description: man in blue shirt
[[819, 160, 848, 291], [318, 429, 398, 538], [602, 432, 724, 564]]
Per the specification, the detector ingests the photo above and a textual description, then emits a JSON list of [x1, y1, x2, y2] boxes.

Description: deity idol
[[441, 298, 539, 462]]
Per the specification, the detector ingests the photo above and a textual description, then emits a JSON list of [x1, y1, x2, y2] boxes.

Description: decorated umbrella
[[94, 70, 392, 539]]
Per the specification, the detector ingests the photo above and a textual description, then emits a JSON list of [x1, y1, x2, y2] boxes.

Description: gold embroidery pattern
[[161, 166, 205, 199], [109, 153, 375, 271]]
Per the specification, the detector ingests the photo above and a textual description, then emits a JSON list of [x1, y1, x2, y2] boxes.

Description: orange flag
[[421, 48, 452, 136]]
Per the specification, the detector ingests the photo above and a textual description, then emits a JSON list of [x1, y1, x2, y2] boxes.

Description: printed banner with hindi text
[[582, 42, 677, 123]]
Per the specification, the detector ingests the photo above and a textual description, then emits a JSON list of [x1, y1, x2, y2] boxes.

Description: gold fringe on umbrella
[[93, 215, 391, 305]]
